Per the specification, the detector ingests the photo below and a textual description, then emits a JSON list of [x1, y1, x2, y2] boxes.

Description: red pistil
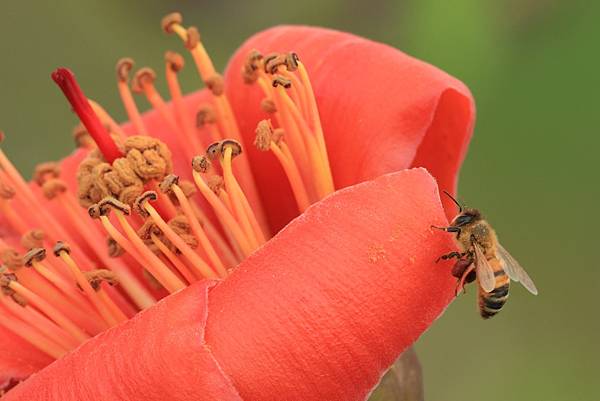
[[51, 68, 123, 163]]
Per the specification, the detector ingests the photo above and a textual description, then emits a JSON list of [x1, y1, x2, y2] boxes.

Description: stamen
[[0, 303, 67, 359], [33, 162, 60, 186], [219, 142, 266, 247], [54, 242, 127, 326], [149, 233, 197, 284], [255, 121, 310, 211], [192, 159, 253, 256], [160, 175, 227, 277], [116, 58, 148, 135], [162, 13, 268, 231], [134, 192, 218, 280], [2, 273, 90, 342], [51, 68, 122, 163], [93, 199, 186, 293], [165, 51, 203, 157], [132, 68, 180, 134]]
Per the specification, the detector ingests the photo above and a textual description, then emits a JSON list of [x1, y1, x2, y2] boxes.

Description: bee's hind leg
[[454, 264, 475, 296]]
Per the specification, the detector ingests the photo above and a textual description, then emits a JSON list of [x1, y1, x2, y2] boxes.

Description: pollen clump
[[76, 136, 172, 207], [21, 229, 45, 250]]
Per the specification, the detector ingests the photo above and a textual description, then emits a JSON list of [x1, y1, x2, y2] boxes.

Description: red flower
[[0, 17, 474, 401]]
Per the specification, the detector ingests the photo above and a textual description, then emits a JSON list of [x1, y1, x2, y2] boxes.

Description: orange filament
[[140, 201, 218, 280], [150, 233, 197, 284], [170, 184, 227, 277], [165, 51, 203, 157], [59, 193, 155, 309], [133, 68, 180, 135], [0, 304, 67, 359], [111, 211, 187, 293], [1, 295, 78, 351], [163, 14, 268, 233], [192, 170, 253, 257], [116, 58, 148, 135], [57, 250, 128, 326], [250, 54, 336, 208], [270, 142, 311, 211], [7, 280, 90, 343], [220, 146, 266, 247]]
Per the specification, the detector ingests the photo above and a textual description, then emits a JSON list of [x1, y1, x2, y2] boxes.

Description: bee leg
[[455, 264, 475, 296], [435, 251, 463, 263]]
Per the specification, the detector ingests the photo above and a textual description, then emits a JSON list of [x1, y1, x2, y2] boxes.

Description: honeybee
[[433, 192, 538, 319]]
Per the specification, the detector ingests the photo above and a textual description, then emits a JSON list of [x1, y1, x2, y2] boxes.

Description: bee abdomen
[[479, 280, 510, 319]]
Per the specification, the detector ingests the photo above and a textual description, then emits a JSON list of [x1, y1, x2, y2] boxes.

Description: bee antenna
[[443, 190, 463, 212]]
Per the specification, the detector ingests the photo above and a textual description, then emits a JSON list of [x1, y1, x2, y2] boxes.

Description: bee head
[[451, 208, 481, 227]]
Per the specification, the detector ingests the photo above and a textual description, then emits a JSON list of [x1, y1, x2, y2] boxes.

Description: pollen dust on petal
[[367, 243, 387, 264]]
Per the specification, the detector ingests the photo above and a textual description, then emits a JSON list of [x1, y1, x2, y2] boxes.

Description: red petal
[[6, 168, 457, 400], [225, 26, 475, 229], [5, 281, 243, 401]]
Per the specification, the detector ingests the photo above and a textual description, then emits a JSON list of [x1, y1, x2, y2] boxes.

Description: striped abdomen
[[478, 258, 510, 319]]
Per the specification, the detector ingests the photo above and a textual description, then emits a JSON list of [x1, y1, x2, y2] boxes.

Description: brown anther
[[88, 204, 102, 219], [220, 139, 243, 158], [254, 120, 274, 151], [247, 49, 263, 70], [116, 58, 134, 82], [263, 53, 280, 74], [207, 175, 225, 195], [205, 74, 225, 96], [33, 162, 61, 185], [285, 52, 300, 71], [205, 142, 222, 161], [272, 76, 292, 89], [165, 51, 185, 72], [72, 124, 94, 148], [133, 191, 157, 217], [23, 248, 46, 267], [21, 229, 45, 250], [242, 50, 263, 84], [41, 178, 67, 200], [179, 180, 197, 198], [137, 220, 162, 241], [98, 197, 132, 216], [161, 12, 182, 34], [272, 128, 285, 144], [0, 272, 17, 291], [1, 249, 22, 270], [0, 273, 25, 306], [107, 237, 124, 257], [185, 26, 201, 49], [196, 106, 216, 127], [159, 174, 179, 194], [131, 68, 157, 93], [168, 215, 198, 251], [260, 98, 277, 114], [52, 241, 71, 257], [265, 54, 288, 74], [192, 155, 212, 173], [84, 269, 119, 291], [0, 182, 16, 199]]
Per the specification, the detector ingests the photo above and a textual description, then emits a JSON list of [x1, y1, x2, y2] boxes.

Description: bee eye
[[454, 214, 473, 226]]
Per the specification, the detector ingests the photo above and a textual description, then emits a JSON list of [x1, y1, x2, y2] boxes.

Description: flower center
[[0, 12, 336, 364]]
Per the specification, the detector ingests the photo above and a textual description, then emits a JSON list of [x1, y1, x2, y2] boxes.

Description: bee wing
[[473, 242, 495, 293], [497, 244, 538, 295]]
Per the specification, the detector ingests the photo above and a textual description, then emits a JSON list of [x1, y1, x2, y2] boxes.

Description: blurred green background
[[1, 1, 598, 400]]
